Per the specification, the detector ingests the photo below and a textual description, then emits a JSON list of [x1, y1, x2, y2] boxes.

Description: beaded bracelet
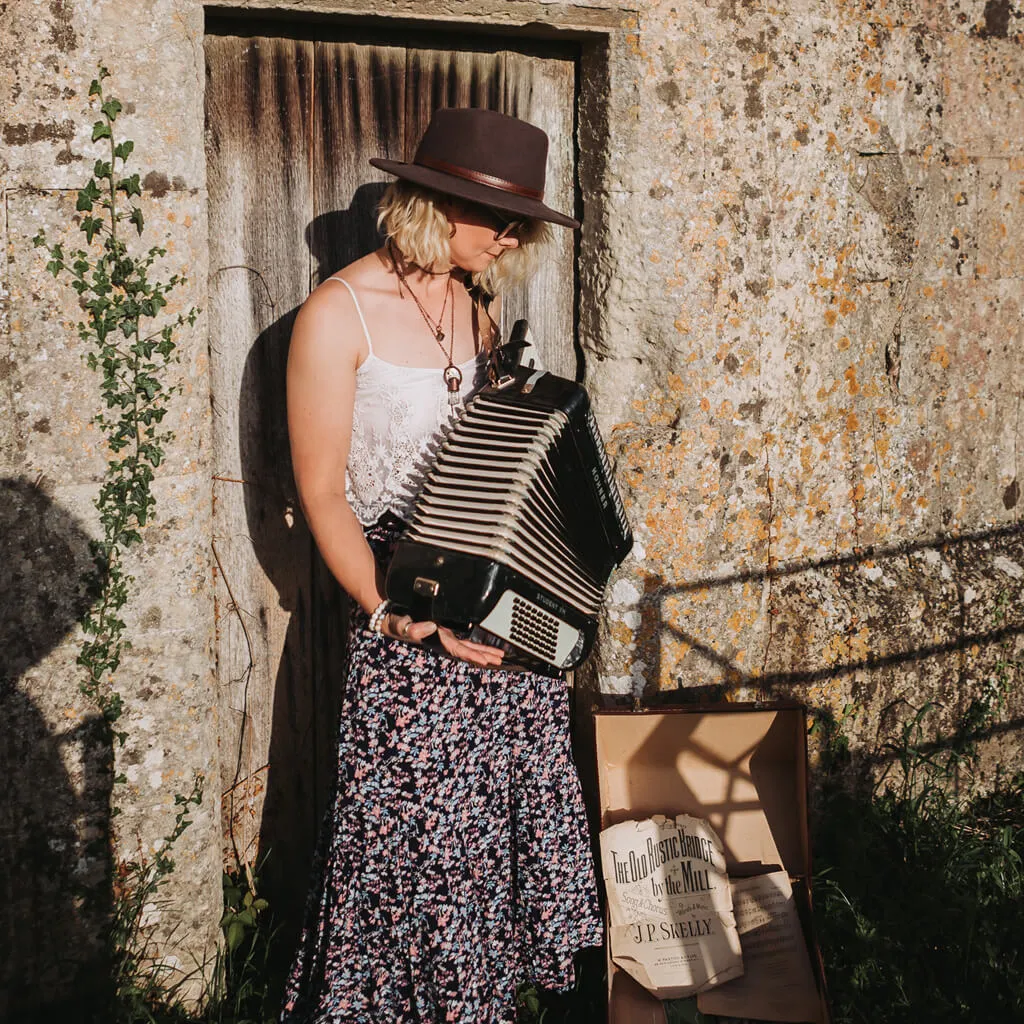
[[368, 598, 391, 634]]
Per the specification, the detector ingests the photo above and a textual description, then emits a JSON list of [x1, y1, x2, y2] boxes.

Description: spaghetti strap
[[326, 275, 374, 356]]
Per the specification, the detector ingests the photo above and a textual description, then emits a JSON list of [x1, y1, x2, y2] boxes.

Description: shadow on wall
[[613, 519, 1024, 765], [574, 519, 1024, 852], [230, 182, 387, 992], [0, 477, 112, 1020]]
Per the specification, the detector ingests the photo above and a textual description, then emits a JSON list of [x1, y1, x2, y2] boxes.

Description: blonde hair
[[377, 180, 552, 295]]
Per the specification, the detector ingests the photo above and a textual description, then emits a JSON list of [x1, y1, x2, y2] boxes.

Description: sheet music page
[[696, 870, 824, 1023], [600, 815, 744, 999]]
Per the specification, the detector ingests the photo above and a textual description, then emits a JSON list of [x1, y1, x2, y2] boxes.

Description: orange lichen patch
[[820, 633, 848, 667], [860, 376, 882, 398], [609, 620, 635, 646], [846, 412, 860, 432], [816, 383, 841, 407], [844, 367, 860, 395], [930, 344, 951, 368], [826, 131, 841, 153], [850, 481, 866, 502], [727, 603, 759, 633], [824, 309, 838, 326], [838, 297, 857, 315], [810, 421, 838, 446], [662, 634, 693, 666], [837, 335, 851, 351], [723, 507, 769, 546], [649, 251, 662, 263], [864, 463, 877, 477]]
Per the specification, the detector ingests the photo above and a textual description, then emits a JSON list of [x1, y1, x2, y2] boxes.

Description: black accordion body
[[385, 352, 633, 673]]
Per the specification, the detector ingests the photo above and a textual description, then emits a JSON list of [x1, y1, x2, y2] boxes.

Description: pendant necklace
[[394, 260, 464, 407]]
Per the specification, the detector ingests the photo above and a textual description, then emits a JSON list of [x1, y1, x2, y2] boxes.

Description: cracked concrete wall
[[589, 0, 1024, 784], [2, 0, 1023, 1008]]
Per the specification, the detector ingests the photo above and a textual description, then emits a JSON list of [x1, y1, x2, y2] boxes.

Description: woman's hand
[[384, 613, 505, 668]]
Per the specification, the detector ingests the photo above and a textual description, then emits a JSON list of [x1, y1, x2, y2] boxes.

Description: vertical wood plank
[[308, 39, 406, 826], [404, 47, 506, 158], [205, 33, 315, 880], [503, 51, 578, 379], [312, 41, 406, 283]]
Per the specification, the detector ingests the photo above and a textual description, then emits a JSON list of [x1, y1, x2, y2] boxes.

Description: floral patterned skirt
[[279, 515, 603, 1024]]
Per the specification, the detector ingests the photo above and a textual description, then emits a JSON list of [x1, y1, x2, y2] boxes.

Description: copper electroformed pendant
[[444, 364, 463, 406]]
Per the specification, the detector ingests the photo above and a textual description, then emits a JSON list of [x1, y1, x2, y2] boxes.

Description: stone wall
[[0, 0, 219, 1012], [591, 0, 1024, 786], [1, 0, 1021, 1010]]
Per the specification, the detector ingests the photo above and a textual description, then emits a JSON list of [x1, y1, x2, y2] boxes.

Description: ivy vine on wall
[[33, 65, 207, 1013]]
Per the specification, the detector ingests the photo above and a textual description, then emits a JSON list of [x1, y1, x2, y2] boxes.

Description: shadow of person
[[236, 182, 388, 998], [0, 477, 111, 1022]]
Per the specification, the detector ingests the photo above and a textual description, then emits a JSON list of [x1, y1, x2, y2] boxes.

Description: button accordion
[[386, 332, 633, 673]]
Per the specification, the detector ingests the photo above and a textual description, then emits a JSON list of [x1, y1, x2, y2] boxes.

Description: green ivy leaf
[[117, 173, 142, 198], [91, 120, 112, 142], [130, 206, 144, 235], [82, 216, 102, 244], [76, 179, 102, 212], [114, 140, 134, 162], [101, 98, 123, 121]]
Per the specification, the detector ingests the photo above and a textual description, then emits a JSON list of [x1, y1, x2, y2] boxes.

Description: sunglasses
[[480, 206, 526, 241]]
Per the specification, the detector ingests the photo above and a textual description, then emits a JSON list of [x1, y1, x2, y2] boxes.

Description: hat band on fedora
[[416, 154, 544, 201]]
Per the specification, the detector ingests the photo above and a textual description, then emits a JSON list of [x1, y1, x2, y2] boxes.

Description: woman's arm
[[287, 281, 502, 666], [287, 285, 387, 618]]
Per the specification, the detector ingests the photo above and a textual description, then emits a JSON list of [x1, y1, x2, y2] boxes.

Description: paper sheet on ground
[[697, 870, 824, 1023], [600, 815, 743, 999]]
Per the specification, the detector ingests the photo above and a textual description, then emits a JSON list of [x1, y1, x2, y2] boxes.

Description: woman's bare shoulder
[[292, 251, 391, 366]]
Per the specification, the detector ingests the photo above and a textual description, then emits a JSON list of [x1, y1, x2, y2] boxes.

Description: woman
[[280, 108, 602, 1024]]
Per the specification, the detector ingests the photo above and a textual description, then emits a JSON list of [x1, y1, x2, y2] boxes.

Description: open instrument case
[[592, 701, 832, 1024]]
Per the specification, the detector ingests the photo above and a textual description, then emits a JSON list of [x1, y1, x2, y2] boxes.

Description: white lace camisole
[[328, 276, 489, 526]]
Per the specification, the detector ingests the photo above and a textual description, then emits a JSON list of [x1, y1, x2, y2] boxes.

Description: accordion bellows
[[386, 366, 633, 672]]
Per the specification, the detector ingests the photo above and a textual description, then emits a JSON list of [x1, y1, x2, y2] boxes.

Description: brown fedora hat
[[370, 107, 580, 229]]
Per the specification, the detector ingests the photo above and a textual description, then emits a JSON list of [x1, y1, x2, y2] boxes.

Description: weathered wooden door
[[204, 19, 578, 926]]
